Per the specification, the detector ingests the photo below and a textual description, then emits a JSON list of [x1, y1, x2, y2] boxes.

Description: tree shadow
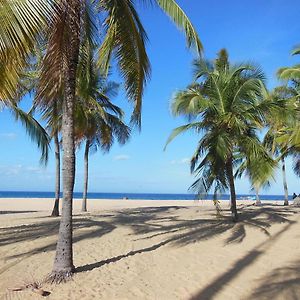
[[0, 219, 60, 247], [112, 205, 298, 246], [76, 204, 300, 277], [2, 202, 299, 296], [248, 259, 300, 300], [0, 210, 37, 215], [76, 238, 172, 273], [190, 221, 296, 300], [190, 250, 263, 300], [2, 217, 116, 260]]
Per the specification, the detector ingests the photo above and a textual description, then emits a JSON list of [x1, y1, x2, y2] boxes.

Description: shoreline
[[0, 197, 290, 213]]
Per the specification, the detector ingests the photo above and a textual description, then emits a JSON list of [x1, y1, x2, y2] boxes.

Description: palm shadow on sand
[[1, 217, 116, 260], [247, 258, 300, 300], [76, 205, 299, 276], [0, 210, 37, 215], [2, 204, 300, 299]]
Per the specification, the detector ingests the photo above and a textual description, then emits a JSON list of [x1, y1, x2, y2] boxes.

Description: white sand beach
[[0, 198, 300, 300]]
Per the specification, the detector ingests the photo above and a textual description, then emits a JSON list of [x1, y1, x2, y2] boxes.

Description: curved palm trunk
[[51, 131, 60, 217], [81, 139, 90, 212], [48, 0, 80, 283], [226, 157, 238, 222], [255, 186, 261, 206], [213, 190, 221, 216], [281, 157, 289, 206]]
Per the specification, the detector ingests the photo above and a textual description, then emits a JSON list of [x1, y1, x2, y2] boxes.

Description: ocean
[[0, 191, 292, 201]]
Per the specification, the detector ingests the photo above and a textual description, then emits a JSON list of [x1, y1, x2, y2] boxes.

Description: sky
[[0, 0, 300, 195]]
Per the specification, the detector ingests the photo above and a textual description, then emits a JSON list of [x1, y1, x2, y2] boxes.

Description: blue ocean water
[[0, 191, 292, 200]]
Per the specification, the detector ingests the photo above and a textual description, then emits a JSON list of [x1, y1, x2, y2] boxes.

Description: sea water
[[0, 191, 292, 200]]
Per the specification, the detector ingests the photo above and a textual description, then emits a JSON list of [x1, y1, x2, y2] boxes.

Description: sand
[[0, 198, 300, 300]]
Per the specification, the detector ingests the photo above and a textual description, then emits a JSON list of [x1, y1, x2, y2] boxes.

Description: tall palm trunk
[[48, 0, 80, 283], [226, 157, 238, 222], [51, 131, 60, 216], [281, 157, 289, 206], [255, 186, 261, 206], [81, 139, 90, 212]]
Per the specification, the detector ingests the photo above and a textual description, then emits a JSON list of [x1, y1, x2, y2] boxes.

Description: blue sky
[[0, 0, 299, 195]]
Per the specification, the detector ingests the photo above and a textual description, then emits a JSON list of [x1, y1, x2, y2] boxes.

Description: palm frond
[[0, 0, 56, 101], [10, 105, 50, 164], [155, 0, 202, 54], [98, 0, 150, 127], [164, 122, 203, 150]]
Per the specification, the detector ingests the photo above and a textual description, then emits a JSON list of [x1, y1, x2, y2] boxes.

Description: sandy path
[[0, 199, 299, 299]]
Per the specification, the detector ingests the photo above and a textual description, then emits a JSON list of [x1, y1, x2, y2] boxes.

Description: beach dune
[[0, 198, 300, 299]]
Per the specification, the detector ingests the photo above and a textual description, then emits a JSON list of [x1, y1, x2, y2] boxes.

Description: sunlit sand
[[0, 198, 300, 299]]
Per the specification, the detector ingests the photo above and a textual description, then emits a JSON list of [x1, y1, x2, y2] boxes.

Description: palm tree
[[166, 49, 276, 222], [74, 34, 130, 212], [235, 151, 275, 206], [278, 47, 300, 80], [75, 65, 130, 212], [0, 43, 50, 164], [39, 101, 63, 216], [7, 104, 50, 164], [18, 48, 62, 217], [264, 124, 290, 206], [277, 48, 300, 181], [76, 106, 130, 212], [1, 0, 202, 282]]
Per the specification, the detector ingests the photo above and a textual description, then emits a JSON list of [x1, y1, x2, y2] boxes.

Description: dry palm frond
[[8, 279, 50, 297]]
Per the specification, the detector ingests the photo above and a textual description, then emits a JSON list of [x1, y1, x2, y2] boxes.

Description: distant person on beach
[[293, 193, 297, 199]]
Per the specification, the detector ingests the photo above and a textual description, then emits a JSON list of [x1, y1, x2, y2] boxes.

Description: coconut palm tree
[[74, 34, 130, 212], [38, 100, 63, 216], [278, 47, 300, 80], [18, 48, 62, 217], [1, 0, 202, 282], [76, 105, 130, 212], [166, 49, 277, 221], [235, 151, 275, 206], [0, 45, 50, 164], [75, 65, 130, 212], [6, 104, 50, 164], [277, 48, 300, 181], [264, 124, 290, 206]]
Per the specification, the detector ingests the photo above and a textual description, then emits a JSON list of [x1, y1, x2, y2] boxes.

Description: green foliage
[[275, 47, 300, 177], [97, 0, 202, 127], [166, 49, 277, 197], [75, 44, 130, 153], [10, 105, 50, 164], [0, 0, 56, 100], [1, 0, 202, 132]]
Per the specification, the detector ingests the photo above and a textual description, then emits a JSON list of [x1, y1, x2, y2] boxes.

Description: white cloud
[[114, 154, 130, 161], [0, 164, 45, 176], [26, 166, 43, 173], [180, 158, 190, 164], [170, 157, 190, 165], [0, 132, 17, 139]]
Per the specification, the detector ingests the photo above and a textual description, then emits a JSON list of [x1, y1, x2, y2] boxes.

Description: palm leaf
[[98, 0, 150, 127], [10, 105, 50, 164], [155, 0, 202, 54]]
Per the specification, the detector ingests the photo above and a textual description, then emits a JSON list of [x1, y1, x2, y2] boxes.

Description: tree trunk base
[[284, 200, 289, 206], [51, 208, 59, 217], [231, 210, 238, 222], [255, 200, 262, 206], [46, 269, 74, 284], [51, 199, 60, 217]]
